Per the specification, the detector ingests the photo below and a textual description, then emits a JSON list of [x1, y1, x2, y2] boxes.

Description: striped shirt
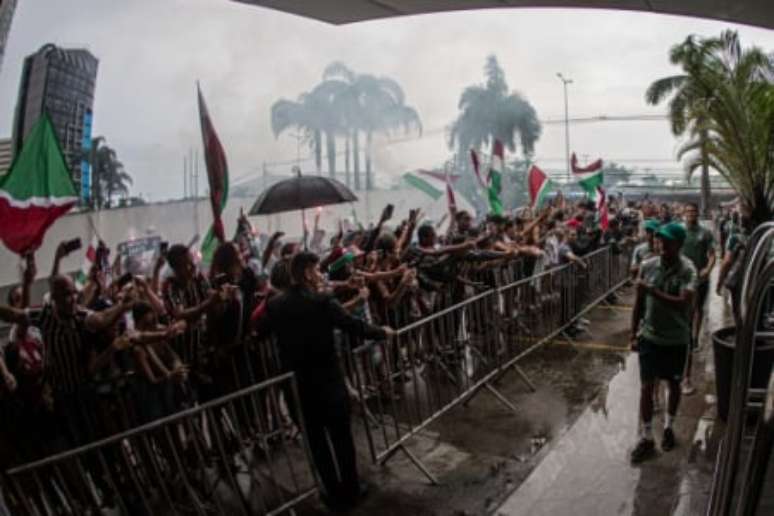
[[162, 273, 210, 368], [26, 304, 94, 395]]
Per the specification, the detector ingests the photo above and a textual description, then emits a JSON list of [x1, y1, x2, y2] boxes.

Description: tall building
[[0, 0, 17, 76], [0, 137, 12, 175], [12, 43, 98, 184]]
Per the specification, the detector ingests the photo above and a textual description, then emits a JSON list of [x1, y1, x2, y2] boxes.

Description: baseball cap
[[655, 222, 686, 242], [643, 219, 661, 233]]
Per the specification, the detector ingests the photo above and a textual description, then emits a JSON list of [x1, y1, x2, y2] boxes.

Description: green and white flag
[[403, 172, 444, 200]]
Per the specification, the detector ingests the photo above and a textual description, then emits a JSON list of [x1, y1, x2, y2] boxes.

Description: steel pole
[[563, 81, 570, 182]]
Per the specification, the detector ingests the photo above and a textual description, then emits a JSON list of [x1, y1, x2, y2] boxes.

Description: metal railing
[[735, 366, 774, 515], [4, 373, 318, 516], [0, 244, 632, 510], [708, 227, 774, 516], [340, 245, 632, 483]]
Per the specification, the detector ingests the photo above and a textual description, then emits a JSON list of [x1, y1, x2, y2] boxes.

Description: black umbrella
[[248, 169, 358, 247], [248, 172, 357, 215]]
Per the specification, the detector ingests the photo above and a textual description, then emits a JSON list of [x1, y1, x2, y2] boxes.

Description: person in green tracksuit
[[679, 202, 716, 395], [630, 219, 661, 278], [629, 222, 697, 464]]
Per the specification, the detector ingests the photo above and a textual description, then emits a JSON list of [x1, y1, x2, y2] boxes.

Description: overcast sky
[[1, 0, 773, 201]]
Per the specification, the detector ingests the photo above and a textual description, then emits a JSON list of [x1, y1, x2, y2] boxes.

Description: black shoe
[[630, 438, 656, 464], [662, 427, 676, 451]]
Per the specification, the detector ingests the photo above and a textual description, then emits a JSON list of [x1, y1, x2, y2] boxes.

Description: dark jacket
[[259, 286, 386, 402]]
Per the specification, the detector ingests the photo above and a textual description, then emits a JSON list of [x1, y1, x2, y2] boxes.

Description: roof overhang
[[231, 1, 774, 30]]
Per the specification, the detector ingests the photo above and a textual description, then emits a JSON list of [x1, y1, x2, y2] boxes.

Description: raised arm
[[0, 305, 28, 325], [262, 231, 284, 269], [21, 252, 36, 308]]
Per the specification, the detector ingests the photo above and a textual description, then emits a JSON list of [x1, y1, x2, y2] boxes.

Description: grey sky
[[1, 0, 773, 201]]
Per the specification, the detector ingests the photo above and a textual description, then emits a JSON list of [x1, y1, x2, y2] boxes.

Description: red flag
[[197, 84, 229, 244], [197, 84, 229, 263], [445, 168, 457, 212], [528, 164, 554, 209], [469, 149, 487, 189], [597, 186, 609, 231], [571, 153, 603, 175]]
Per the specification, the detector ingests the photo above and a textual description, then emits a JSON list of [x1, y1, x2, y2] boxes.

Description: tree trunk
[[353, 130, 361, 191], [700, 129, 712, 218], [314, 130, 322, 175], [366, 130, 373, 191], [345, 135, 351, 188], [326, 131, 336, 179]]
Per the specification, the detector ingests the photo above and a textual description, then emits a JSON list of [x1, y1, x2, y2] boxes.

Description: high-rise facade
[[0, 137, 12, 175], [12, 44, 98, 184], [0, 0, 17, 76]]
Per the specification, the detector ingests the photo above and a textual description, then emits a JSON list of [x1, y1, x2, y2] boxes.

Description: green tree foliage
[[270, 63, 421, 190], [647, 30, 774, 223], [448, 55, 541, 162], [81, 137, 132, 209]]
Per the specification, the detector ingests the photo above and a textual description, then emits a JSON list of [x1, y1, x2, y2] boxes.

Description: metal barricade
[[342, 289, 508, 484], [342, 258, 617, 484], [4, 373, 318, 516]]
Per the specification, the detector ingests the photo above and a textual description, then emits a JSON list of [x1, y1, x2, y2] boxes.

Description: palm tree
[[648, 31, 774, 224], [100, 149, 132, 207], [324, 62, 422, 190], [270, 96, 322, 173], [270, 80, 347, 178], [646, 35, 717, 216], [448, 55, 542, 163], [81, 137, 132, 209]]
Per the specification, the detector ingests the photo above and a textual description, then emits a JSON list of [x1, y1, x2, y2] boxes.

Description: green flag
[[578, 171, 603, 199], [403, 172, 443, 200]]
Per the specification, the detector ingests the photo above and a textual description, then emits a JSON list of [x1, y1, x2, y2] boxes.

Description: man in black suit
[[257, 251, 394, 511]]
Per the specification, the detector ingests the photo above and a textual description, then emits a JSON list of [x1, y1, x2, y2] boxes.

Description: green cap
[[643, 219, 661, 233], [656, 222, 686, 242]]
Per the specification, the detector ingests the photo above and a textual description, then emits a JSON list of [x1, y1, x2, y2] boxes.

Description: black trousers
[[296, 391, 359, 505]]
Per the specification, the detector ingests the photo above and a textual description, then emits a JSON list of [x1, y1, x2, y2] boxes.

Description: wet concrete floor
[[293, 280, 734, 516]]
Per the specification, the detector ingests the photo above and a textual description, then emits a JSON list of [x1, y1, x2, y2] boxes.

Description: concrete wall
[[0, 188, 472, 292]]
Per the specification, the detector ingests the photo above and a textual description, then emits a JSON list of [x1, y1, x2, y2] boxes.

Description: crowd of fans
[[0, 193, 751, 512]]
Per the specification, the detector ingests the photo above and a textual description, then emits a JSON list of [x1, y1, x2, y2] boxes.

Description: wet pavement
[[497, 279, 730, 516], [291, 279, 739, 516]]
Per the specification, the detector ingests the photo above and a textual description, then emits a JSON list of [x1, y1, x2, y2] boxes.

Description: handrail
[[740, 223, 774, 320], [709, 259, 774, 515], [735, 366, 774, 516]]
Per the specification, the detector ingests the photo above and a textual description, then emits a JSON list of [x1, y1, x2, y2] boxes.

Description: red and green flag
[[0, 114, 77, 254], [487, 140, 504, 215], [597, 185, 609, 231], [528, 164, 555, 209], [572, 153, 604, 199], [197, 84, 229, 265]]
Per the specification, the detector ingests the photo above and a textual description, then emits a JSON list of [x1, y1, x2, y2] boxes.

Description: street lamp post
[[557, 73, 573, 183]]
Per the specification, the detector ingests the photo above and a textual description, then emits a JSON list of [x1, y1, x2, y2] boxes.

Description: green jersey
[[639, 255, 697, 347], [681, 223, 714, 281]]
